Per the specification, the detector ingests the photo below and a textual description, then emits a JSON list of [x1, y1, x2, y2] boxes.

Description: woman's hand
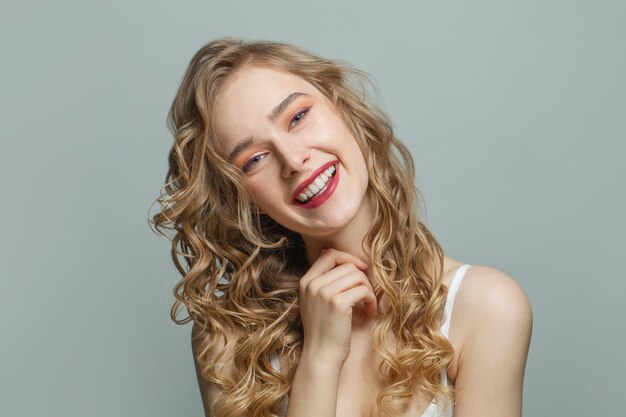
[[298, 248, 378, 367]]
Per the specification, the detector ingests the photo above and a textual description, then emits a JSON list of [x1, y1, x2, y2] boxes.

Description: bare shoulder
[[191, 323, 239, 416], [450, 265, 533, 416], [457, 265, 533, 332], [192, 322, 238, 376], [442, 258, 533, 336]]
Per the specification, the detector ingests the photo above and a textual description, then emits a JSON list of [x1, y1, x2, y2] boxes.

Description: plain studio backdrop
[[1, 1, 624, 416]]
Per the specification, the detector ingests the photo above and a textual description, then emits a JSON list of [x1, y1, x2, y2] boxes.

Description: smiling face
[[212, 64, 373, 239]]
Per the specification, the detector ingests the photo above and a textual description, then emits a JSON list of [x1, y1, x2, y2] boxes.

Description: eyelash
[[289, 107, 310, 129], [241, 107, 311, 173], [242, 153, 267, 173]]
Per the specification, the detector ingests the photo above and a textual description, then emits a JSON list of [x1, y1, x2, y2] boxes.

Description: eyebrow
[[227, 92, 310, 163], [269, 92, 309, 122], [227, 136, 254, 163]]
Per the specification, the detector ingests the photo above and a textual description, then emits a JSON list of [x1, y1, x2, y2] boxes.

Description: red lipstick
[[291, 161, 339, 209]]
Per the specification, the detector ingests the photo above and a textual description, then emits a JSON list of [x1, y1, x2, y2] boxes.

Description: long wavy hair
[[150, 38, 453, 417]]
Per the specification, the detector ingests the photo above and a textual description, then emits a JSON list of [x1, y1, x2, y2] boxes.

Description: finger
[[306, 263, 364, 293], [317, 248, 368, 270], [330, 285, 378, 316], [317, 271, 375, 299], [363, 293, 378, 317], [302, 249, 368, 286]]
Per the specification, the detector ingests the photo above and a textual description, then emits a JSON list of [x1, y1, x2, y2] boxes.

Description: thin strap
[[441, 264, 471, 337]]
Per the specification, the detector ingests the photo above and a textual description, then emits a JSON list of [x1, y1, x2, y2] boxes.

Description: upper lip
[[291, 160, 338, 201]]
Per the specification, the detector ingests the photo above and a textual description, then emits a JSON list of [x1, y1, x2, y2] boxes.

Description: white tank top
[[271, 264, 472, 417]]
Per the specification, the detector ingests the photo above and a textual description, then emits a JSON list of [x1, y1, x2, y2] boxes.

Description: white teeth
[[295, 164, 337, 203]]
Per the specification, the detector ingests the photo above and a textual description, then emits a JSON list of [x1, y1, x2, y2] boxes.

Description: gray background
[[1, 0, 624, 416]]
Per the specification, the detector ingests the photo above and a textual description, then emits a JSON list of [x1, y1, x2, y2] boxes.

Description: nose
[[276, 139, 310, 178]]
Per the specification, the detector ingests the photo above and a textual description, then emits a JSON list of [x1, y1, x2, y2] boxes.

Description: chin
[[299, 202, 365, 237]]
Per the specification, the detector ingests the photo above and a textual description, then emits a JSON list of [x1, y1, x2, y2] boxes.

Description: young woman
[[151, 38, 532, 417]]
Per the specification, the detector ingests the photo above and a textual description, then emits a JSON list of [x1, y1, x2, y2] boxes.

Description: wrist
[[299, 346, 346, 374]]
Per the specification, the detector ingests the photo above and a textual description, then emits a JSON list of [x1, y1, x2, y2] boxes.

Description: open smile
[[291, 161, 339, 209]]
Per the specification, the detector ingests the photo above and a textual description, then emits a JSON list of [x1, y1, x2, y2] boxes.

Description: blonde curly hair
[[150, 38, 453, 417]]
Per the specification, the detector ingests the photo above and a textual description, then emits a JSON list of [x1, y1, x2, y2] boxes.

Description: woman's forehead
[[212, 65, 319, 139], [215, 66, 317, 114]]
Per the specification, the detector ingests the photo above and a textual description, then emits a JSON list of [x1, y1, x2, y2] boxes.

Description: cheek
[[313, 108, 348, 140], [244, 178, 281, 212], [245, 181, 266, 203]]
